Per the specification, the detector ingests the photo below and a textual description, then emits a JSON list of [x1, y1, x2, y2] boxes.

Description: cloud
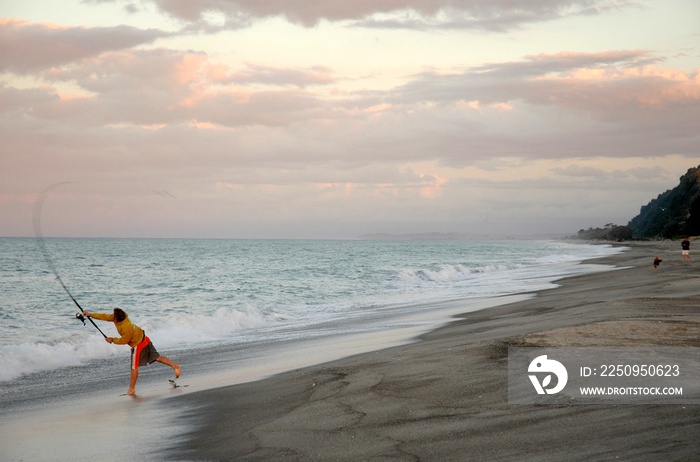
[[100, 0, 640, 30], [4, 43, 698, 167], [20, 48, 335, 127], [352, 1, 637, 32], [223, 64, 337, 88], [551, 165, 606, 178], [0, 19, 167, 73], [379, 51, 700, 161], [392, 50, 664, 103]]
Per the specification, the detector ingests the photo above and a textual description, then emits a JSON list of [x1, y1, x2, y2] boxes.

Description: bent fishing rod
[[33, 183, 107, 338]]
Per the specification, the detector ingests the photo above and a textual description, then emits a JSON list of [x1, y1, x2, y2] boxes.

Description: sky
[[1, 0, 699, 239]]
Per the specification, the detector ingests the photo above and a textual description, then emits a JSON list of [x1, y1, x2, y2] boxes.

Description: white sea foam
[[0, 304, 283, 382], [141, 304, 285, 348], [1, 336, 117, 382]]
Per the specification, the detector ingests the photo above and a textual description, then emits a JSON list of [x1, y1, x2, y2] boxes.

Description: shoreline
[[167, 241, 700, 461]]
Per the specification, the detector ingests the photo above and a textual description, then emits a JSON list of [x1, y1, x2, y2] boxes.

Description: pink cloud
[[534, 65, 700, 109], [202, 62, 336, 88], [142, 0, 638, 29], [2, 41, 697, 177], [231, 64, 337, 88], [21, 46, 339, 127], [0, 19, 166, 73], [393, 50, 700, 119]]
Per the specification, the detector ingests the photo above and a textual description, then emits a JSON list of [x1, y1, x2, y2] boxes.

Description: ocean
[[0, 237, 623, 411]]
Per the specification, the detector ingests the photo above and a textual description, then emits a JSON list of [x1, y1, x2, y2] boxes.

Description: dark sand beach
[[168, 241, 700, 461]]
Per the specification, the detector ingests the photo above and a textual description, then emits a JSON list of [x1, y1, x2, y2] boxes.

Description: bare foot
[[127, 388, 136, 395], [175, 365, 181, 379]]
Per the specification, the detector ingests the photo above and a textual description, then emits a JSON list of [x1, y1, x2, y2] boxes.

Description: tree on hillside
[[577, 224, 633, 241]]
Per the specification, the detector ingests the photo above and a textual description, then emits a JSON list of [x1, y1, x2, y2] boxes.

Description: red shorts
[[131, 336, 160, 370]]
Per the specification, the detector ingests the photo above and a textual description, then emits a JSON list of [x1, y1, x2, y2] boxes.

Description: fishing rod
[[32, 183, 107, 338]]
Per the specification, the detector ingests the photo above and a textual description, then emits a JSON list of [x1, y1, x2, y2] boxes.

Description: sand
[[166, 241, 700, 461]]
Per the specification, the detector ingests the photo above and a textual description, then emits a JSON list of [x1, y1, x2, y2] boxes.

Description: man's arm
[[83, 312, 116, 343], [83, 311, 114, 322]]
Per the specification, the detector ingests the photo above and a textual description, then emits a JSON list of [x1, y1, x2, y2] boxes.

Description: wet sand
[[168, 241, 700, 461]]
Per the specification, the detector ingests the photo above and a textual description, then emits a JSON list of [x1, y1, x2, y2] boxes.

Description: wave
[[393, 258, 603, 287], [396, 263, 527, 285], [0, 304, 284, 383]]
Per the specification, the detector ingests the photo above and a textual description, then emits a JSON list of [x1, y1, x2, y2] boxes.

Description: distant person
[[653, 256, 662, 271], [84, 308, 180, 395], [681, 237, 691, 261]]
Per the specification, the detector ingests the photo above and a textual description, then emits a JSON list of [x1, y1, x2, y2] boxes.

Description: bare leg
[[128, 369, 138, 395], [156, 356, 181, 378]]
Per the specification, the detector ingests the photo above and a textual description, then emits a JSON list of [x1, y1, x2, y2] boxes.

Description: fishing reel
[[75, 312, 86, 325]]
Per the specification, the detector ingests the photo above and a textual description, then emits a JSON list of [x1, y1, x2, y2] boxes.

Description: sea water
[[0, 238, 623, 408]]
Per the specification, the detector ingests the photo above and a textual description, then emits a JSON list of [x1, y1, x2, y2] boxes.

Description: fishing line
[[33, 183, 107, 338]]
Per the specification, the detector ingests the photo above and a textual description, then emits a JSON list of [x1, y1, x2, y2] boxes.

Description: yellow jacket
[[90, 311, 144, 347]]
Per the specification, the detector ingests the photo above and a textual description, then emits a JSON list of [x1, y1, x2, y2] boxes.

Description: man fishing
[[84, 308, 180, 395]]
